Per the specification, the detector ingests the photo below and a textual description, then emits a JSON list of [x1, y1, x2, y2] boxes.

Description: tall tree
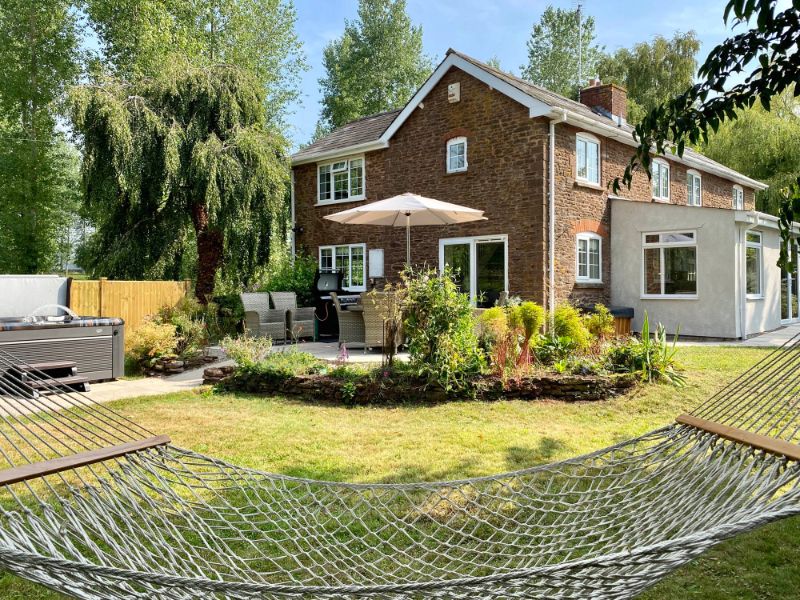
[[597, 31, 701, 123], [700, 86, 800, 215], [0, 0, 82, 273], [520, 5, 602, 99], [85, 0, 306, 122], [71, 63, 289, 300], [318, 0, 431, 131]]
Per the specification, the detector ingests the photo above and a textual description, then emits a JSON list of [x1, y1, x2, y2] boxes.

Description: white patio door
[[440, 235, 508, 308]]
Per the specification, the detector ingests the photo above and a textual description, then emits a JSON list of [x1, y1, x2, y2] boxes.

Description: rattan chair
[[362, 291, 403, 351], [330, 292, 365, 348], [240, 293, 287, 343], [270, 292, 316, 341]]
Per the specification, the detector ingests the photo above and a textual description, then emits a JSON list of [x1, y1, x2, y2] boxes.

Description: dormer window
[[576, 133, 600, 185], [317, 156, 365, 204], [652, 159, 670, 202], [733, 185, 744, 210], [446, 137, 467, 173]]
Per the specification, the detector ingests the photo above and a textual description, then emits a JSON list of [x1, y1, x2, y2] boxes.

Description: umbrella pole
[[405, 213, 411, 267]]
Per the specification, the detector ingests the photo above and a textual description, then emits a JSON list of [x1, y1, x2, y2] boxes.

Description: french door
[[781, 241, 800, 322], [440, 235, 508, 308]]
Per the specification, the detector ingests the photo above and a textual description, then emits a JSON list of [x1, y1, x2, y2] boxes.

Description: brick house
[[291, 49, 794, 339]]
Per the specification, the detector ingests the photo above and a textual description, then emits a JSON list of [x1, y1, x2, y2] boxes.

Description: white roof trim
[[379, 53, 551, 143], [292, 140, 388, 166], [554, 108, 768, 191]]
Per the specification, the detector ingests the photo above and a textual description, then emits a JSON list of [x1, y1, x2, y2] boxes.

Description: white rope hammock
[[0, 339, 798, 599]]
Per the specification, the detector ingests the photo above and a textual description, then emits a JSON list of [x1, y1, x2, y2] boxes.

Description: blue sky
[[286, 0, 790, 149]]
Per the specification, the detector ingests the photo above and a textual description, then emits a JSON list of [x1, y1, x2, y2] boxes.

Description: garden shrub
[[534, 335, 576, 364], [584, 304, 614, 340], [403, 268, 485, 392], [552, 304, 591, 352], [256, 252, 317, 307], [220, 335, 273, 368], [478, 306, 508, 345], [125, 321, 178, 363], [211, 293, 245, 339], [605, 313, 685, 386]]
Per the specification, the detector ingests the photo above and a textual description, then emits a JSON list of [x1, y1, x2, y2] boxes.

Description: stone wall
[[206, 367, 636, 404]]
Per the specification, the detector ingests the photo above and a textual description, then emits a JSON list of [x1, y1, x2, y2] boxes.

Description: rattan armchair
[[362, 291, 403, 351], [330, 292, 365, 348], [240, 293, 287, 343], [270, 292, 316, 341]]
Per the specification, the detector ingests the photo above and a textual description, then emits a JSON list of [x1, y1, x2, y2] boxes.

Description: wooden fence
[[69, 278, 192, 331]]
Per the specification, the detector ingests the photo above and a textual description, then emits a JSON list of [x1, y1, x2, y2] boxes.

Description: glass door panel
[[476, 241, 505, 308], [443, 243, 471, 297]]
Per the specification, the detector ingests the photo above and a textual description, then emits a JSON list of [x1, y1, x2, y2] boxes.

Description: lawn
[[1, 345, 798, 599]]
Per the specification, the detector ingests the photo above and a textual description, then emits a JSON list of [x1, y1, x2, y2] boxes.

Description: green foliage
[[606, 313, 685, 386], [478, 307, 508, 345], [238, 349, 324, 383], [583, 304, 614, 340], [520, 5, 603, 99], [211, 293, 246, 338], [509, 302, 545, 341], [71, 61, 289, 299], [220, 334, 273, 368], [612, 1, 800, 232], [125, 321, 179, 363], [256, 252, 317, 307], [318, 0, 431, 130], [85, 0, 306, 120], [552, 304, 591, 352], [700, 87, 800, 215], [534, 335, 576, 365], [597, 32, 700, 124], [402, 268, 485, 392], [0, 0, 83, 273]]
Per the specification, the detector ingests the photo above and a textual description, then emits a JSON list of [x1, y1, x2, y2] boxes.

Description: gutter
[[290, 170, 296, 263], [291, 140, 388, 166], [548, 108, 567, 331]]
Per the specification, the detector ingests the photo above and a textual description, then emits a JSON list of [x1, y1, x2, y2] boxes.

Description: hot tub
[[0, 316, 125, 381]]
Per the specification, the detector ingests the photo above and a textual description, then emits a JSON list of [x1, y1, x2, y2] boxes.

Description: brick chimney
[[579, 79, 628, 124]]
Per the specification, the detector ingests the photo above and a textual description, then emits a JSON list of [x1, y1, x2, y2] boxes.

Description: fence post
[[184, 279, 193, 297], [99, 277, 107, 316]]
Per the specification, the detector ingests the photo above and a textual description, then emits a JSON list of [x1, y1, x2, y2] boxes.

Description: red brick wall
[[293, 66, 757, 308], [294, 66, 549, 302], [551, 123, 756, 305]]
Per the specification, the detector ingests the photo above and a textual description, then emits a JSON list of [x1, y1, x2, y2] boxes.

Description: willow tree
[[71, 62, 288, 300]]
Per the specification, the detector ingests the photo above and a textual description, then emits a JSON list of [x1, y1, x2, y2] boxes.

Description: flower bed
[[205, 363, 635, 404]]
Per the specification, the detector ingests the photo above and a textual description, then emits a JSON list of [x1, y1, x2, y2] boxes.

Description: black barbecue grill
[[312, 270, 361, 338]]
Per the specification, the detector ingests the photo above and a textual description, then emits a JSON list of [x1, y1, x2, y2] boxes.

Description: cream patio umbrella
[[323, 192, 486, 265]]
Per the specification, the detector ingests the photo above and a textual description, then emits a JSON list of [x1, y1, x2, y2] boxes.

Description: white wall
[[743, 224, 784, 337], [0, 275, 69, 317], [610, 200, 739, 338]]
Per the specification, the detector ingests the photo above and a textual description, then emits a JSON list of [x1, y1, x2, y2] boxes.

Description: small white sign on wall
[[368, 249, 384, 278]]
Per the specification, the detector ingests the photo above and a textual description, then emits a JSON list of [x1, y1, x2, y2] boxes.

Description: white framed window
[[687, 170, 702, 206], [652, 159, 670, 202], [642, 231, 697, 298], [317, 156, 365, 204], [576, 233, 602, 282], [439, 235, 508, 308], [576, 133, 600, 185], [733, 185, 744, 210], [319, 243, 366, 291], [746, 231, 763, 298], [446, 137, 467, 173]]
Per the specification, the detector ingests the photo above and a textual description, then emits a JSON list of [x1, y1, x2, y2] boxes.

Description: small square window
[[446, 137, 467, 173]]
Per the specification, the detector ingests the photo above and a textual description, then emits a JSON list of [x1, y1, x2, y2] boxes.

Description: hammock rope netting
[[0, 340, 798, 599]]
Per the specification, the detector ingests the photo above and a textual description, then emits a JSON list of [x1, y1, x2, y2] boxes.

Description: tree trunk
[[191, 202, 223, 304]]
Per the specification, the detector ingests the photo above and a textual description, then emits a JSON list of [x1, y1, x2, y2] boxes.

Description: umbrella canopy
[[324, 193, 486, 264]]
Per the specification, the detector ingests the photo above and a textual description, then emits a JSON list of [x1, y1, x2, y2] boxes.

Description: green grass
[[1, 345, 798, 598]]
